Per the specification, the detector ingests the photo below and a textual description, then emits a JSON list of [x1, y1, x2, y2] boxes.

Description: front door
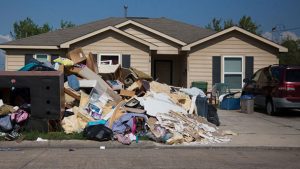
[[154, 60, 172, 85]]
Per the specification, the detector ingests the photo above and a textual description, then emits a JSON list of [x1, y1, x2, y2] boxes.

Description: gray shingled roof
[[2, 17, 215, 46], [132, 17, 215, 43]]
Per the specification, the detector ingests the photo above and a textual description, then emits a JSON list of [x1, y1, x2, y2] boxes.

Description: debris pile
[[0, 48, 233, 145]]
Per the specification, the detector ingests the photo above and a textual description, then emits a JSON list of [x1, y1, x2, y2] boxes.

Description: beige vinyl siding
[[188, 31, 279, 90], [5, 49, 66, 71], [70, 31, 151, 74], [121, 25, 180, 54], [6, 55, 25, 71]]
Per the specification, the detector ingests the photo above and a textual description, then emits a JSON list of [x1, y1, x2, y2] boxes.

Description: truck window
[[286, 69, 300, 82]]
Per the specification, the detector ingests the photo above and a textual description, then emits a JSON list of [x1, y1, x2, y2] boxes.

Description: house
[[0, 17, 288, 90]]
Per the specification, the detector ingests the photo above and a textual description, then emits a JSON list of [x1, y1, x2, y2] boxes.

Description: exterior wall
[[121, 25, 181, 54], [188, 31, 279, 90], [70, 30, 151, 75], [5, 49, 66, 71]]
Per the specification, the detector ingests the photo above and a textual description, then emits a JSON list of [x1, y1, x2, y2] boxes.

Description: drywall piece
[[64, 82, 81, 100], [79, 90, 89, 108], [67, 48, 87, 64], [86, 52, 99, 73], [108, 100, 126, 128], [98, 64, 120, 74], [123, 107, 146, 114], [137, 92, 187, 117], [150, 81, 171, 93], [120, 90, 135, 97], [78, 67, 122, 103], [79, 80, 98, 88]]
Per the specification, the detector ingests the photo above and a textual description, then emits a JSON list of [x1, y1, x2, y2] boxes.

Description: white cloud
[[262, 31, 299, 43], [281, 31, 299, 41], [262, 32, 273, 41], [0, 34, 12, 43]]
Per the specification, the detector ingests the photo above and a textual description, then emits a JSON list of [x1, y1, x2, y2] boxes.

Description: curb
[[1, 140, 300, 150]]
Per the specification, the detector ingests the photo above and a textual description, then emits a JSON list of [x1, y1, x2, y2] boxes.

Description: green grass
[[21, 131, 85, 140], [0, 131, 150, 141]]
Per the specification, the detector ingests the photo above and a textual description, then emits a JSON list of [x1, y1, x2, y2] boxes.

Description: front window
[[223, 57, 243, 89], [98, 54, 120, 65], [34, 54, 50, 62]]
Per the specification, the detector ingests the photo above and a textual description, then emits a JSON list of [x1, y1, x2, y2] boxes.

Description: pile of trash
[[0, 100, 29, 140], [0, 48, 233, 145]]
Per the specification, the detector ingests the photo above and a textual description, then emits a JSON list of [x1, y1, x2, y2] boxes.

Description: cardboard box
[[67, 48, 87, 64]]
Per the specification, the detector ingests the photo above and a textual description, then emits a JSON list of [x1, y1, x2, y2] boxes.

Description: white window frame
[[34, 54, 51, 62], [97, 53, 121, 67], [222, 56, 244, 89]]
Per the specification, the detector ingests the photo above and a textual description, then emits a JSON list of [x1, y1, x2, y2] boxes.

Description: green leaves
[[60, 20, 76, 29], [11, 17, 76, 40], [279, 39, 300, 65], [206, 15, 260, 35]]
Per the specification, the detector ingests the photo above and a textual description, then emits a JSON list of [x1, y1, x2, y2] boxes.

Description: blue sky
[[0, 0, 300, 36]]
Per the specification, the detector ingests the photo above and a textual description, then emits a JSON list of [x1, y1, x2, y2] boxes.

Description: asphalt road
[[1, 148, 300, 169]]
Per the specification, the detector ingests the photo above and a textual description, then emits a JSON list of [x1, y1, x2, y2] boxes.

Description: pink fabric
[[131, 117, 137, 134]]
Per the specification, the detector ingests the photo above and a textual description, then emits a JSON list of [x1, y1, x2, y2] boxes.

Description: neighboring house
[[0, 17, 288, 90], [0, 50, 4, 70]]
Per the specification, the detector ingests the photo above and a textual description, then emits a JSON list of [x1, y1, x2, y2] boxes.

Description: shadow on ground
[[254, 107, 300, 117]]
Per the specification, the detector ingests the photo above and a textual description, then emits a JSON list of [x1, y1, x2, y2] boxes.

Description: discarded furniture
[[207, 83, 231, 105], [0, 71, 64, 132]]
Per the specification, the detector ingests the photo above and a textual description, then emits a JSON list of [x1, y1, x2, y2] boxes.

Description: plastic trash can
[[220, 97, 241, 110], [240, 95, 254, 113], [191, 81, 208, 93]]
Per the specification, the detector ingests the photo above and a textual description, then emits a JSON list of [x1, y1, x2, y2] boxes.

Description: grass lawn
[[22, 131, 85, 140]]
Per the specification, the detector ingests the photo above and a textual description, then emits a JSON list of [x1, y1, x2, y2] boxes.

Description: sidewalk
[[1, 109, 300, 149]]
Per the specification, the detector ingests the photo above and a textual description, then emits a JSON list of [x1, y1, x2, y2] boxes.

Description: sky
[[1, 0, 300, 69]]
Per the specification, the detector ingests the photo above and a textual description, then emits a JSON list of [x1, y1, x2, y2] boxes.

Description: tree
[[60, 20, 76, 29], [11, 17, 53, 39], [224, 19, 234, 29], [11, 17, 38, 39], [238, 16, 260, 34], [39, 23, 52, 34], [205, 18, 222, 32], [10, 17, 76, 40], [206, 15, 260, 35], [279, 39, 300, 65]]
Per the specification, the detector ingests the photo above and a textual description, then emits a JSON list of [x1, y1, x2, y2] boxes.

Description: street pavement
[[0, 148, 299, 169]]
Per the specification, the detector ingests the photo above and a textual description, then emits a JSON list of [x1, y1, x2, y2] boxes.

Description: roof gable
[[115, 20, 187, 45], [60, 26, 157, 50], [182, 26, 288, 52]]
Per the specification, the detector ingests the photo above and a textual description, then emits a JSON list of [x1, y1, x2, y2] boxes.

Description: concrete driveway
[[218, 109, 300, 148]]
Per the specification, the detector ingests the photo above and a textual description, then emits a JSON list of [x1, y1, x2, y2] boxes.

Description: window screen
[[224, 57, 243, 89], [35, 54, 49, 62]]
